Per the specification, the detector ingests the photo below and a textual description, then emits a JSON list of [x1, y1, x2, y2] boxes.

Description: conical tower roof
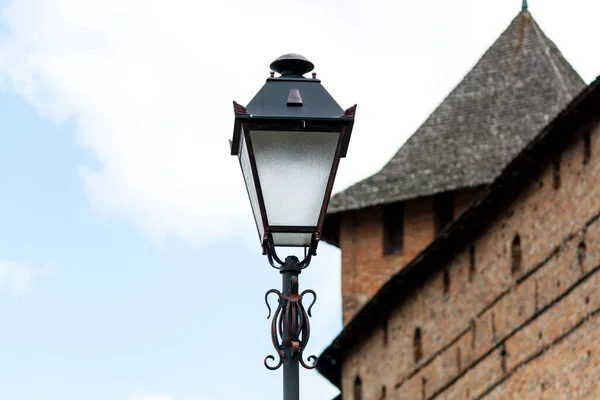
[[328, 9, 585, 214]]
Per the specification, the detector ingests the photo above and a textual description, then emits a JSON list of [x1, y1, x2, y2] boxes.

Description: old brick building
[[317, 6, 600, 400]]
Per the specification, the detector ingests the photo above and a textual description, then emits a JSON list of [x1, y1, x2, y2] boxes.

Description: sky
[[0, 1, 598, 399]]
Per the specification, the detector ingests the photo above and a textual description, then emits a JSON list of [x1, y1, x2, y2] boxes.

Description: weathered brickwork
[[340, 118, 600, 399], [341, 188, 481, 324]]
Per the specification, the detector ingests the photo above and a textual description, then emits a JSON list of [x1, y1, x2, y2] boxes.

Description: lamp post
[[230, 53, 356, 400]]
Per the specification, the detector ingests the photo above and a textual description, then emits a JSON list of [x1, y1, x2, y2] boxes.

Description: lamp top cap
[[270, 53, 315, 77]]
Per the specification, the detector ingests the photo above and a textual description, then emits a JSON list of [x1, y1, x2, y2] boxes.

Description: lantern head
[[231, 53, 356, 252]]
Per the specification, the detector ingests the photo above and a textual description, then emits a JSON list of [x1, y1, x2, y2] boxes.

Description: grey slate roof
[[328, 11, 585, 214]]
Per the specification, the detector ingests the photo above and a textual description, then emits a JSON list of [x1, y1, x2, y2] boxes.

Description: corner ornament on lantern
[[230, 53, 356, 263]]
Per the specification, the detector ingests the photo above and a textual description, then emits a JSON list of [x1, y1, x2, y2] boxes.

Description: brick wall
[[340, 188, 481, 325], [340, 118, 600, 398]]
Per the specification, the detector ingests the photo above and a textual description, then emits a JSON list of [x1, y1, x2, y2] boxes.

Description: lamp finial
[[270, 54, 314, 77]]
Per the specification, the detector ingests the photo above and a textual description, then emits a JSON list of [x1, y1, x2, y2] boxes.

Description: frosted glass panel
[[239, 133, 264, 239], [250, 130, 340, 227], [271, 232, 313, 247]]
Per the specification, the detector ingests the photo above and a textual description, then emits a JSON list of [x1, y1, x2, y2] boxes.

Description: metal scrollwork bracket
[[264, 276, 318, 370]]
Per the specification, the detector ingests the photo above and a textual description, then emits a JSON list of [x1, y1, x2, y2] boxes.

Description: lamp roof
[[245, 54, 344, 120]]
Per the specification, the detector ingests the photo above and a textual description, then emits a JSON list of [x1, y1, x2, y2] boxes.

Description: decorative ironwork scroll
[[264, 276, 318, 370]]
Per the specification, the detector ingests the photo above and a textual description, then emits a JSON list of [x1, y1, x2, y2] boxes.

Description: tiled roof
[[328, 11, 585, 214]]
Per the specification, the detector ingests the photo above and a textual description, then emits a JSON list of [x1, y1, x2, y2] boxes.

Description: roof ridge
[[529, 15, 570, 99]]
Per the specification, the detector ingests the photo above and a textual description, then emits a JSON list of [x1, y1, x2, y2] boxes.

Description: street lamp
[[231, 53, 356, 400]]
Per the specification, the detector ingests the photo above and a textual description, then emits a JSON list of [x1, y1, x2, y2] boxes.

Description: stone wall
[[340, 117, 600, 399]]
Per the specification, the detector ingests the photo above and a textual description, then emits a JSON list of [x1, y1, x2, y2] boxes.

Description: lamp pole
[[281, 257, 301, 400], [230, 53, 356, 399]]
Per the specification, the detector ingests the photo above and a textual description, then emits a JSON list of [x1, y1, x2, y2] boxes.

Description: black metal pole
[[281, 256, 301, 400]]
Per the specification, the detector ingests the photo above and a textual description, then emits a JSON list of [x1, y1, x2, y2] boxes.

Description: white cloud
[[0, 0, 445, 245], [0, 259, 54, 296], [0, 0, 351, 245], [0, 0, 598, 245]]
